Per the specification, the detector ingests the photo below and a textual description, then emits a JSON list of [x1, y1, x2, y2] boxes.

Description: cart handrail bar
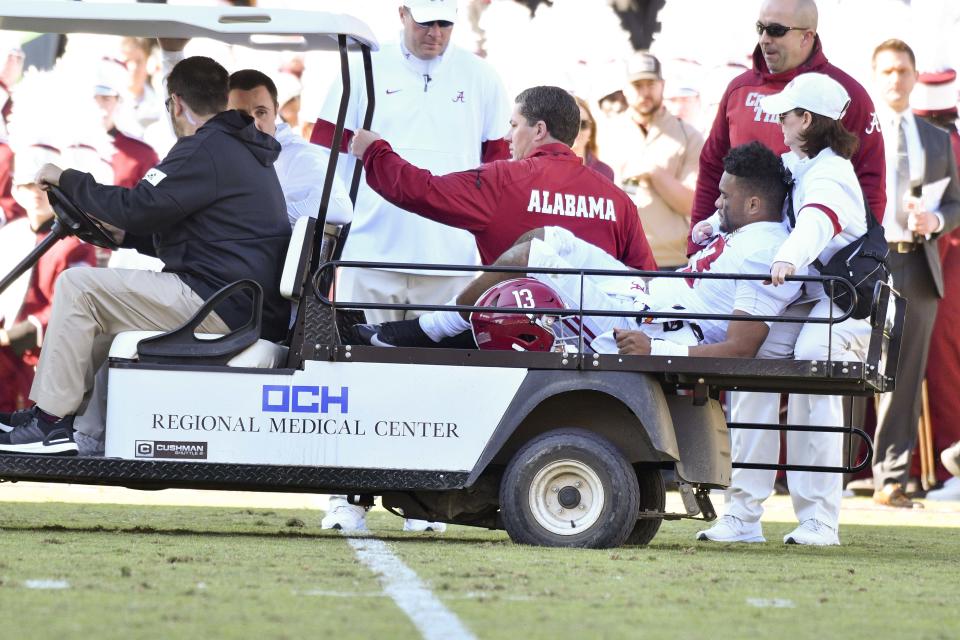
[[314, 260, 859, 325]]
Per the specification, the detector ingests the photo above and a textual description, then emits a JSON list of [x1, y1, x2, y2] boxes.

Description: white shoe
[[925, 477, 960, 501], [695, 515, 765, 543], [783, 519, 839, 546], [321, 496, 367, 531], [402, 518, 447, 533]]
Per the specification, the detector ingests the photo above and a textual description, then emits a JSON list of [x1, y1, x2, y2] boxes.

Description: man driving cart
[[0, 55, 290, 455]]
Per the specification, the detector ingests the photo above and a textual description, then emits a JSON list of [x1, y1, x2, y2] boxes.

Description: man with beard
[[689, 0, 884, 256], [602, 52, 704, 270], [0, 56, 290, 455]]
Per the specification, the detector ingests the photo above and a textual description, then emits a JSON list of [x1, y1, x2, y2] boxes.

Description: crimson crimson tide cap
[[404, 0, 457, 24], [759, 72, 851, 120], [911, 68, 958, 117]]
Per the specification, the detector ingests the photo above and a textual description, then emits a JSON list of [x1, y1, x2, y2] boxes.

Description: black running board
[[0, 455, 469, 493]]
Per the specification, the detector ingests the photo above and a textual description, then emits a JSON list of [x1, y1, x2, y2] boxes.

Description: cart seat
[[109, 330, 287, 367], [108, 216, 334, 369]]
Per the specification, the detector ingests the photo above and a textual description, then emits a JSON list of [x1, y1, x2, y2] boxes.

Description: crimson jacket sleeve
[[843, 97, 886, 222], [362, 139, 501, 232], [688, 87, 733, 255], [58, 138, 218, 236], [481, 139, 511, 163]]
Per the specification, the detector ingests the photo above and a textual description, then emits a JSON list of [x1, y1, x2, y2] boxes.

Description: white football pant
[[725, 298, 870, 529]]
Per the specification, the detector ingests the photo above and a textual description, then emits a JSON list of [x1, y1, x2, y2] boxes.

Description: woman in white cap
[[695, 73, 873, 547], [762, 73, 872, 545]]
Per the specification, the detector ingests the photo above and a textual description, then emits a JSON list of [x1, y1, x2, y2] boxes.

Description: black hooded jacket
[[60, 110, 291, 341]]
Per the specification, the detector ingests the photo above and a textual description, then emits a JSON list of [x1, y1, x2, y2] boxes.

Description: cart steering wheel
[[46, 185, 121, 250]]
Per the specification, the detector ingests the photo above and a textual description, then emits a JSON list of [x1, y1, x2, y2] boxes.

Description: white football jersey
[[644, 221, 804, 344]]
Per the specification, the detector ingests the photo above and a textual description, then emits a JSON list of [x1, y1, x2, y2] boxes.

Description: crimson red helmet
[[470, 278, 567, 352]]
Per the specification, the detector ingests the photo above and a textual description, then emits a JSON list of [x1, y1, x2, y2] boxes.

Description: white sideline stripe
[[24, 579, 70, 590], [345, 535, 476, 640]]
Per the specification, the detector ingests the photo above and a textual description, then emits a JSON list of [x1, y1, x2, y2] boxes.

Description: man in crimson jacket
[[350, 85, 657, 273], [346, 85, 655, 351], [689, 0, 885, 256]]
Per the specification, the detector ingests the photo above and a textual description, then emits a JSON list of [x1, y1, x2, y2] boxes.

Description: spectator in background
[[663, 85, 701, 130], [913, 68, 960, 500], [117, 37, 162, 136], [0, 114, 99, 414], [604, 52, 704, 270], [571, 95, 614, 182], [870, 40, 960, 509], [911, 69, 960, 164], [274, 71, 301, 130], [0, 41, 24, 225], [661, 58, 704, 131], [93, 57, 159, 189], [312, 0, 511, 534], [597, 88, 628, 117], [0, 145, 97, 414]]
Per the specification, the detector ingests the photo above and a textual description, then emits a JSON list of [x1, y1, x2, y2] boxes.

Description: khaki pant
[[336, 268, 474, 324], [30, 267, 229, 418]]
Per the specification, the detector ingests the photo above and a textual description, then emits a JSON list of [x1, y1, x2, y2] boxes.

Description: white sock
[[419, 308, 470, 342]]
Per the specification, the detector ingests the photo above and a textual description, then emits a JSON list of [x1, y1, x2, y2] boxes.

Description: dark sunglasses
[[164, 94, 177, 111], [756, 21, 806, 38], [414, 19, 454, 29], [580, 119, 594, 129], [777, 108, 806, 123]]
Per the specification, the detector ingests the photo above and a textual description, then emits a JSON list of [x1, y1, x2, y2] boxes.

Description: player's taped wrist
[[650, 338, 689, 357]]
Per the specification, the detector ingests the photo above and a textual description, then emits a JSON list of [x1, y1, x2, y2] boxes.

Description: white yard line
[[345, 534, 476, 640]]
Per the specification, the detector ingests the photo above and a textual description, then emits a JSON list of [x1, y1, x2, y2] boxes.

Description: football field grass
[[0, 488, 957, 640]]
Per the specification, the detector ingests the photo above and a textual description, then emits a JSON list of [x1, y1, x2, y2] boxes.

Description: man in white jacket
[[228, 69, 352, 225], [312, 0, 511, 535]]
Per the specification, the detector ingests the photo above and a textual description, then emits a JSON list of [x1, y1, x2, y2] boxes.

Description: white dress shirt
[[878, 107, 938, 242]]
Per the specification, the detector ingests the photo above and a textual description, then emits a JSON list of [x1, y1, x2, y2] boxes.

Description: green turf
[[0, 502, 957, 640]]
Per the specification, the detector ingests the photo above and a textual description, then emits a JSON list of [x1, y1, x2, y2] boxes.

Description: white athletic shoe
[[783, 519, 840, 546], [402, 518, 447, 533], [925, 477, 960, 501], [320, 496, 368, 531], [695, 515, 765, 543]]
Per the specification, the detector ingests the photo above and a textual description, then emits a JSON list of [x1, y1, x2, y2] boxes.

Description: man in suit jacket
[[871, 39, 960, 508]]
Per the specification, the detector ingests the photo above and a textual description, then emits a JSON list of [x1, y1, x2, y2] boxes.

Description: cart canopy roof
[[0, 1, 378, 52]]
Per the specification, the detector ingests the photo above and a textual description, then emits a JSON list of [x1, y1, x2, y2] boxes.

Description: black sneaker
[[355, 320, 432, 347], [352, 320, 476, 349], [0, 406, 40, 433], [0, 413, 77, 456]]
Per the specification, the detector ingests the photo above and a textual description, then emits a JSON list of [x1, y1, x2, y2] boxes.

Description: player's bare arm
[[615, 311, 769, 358]]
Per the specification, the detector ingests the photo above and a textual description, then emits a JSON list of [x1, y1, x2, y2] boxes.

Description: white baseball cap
[[13, 143, 60, 185], [404, 0, 457, 24], [759, 73, 851, 121], [94, 56, 127, 97]]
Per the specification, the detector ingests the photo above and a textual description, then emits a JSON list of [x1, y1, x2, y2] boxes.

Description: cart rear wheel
[[499, 428, 640, 549], [624, 467, 665, 546]]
